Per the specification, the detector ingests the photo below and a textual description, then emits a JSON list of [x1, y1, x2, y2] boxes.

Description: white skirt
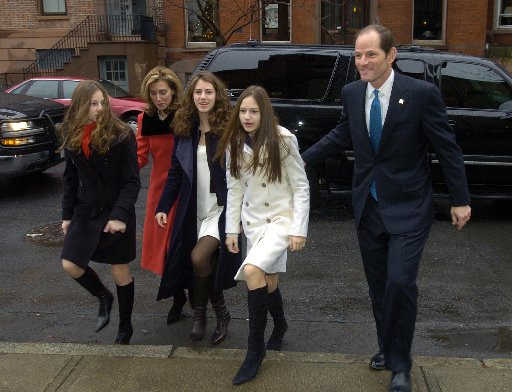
[[197, 205, 223, 241], [234, 215, 290, 281]]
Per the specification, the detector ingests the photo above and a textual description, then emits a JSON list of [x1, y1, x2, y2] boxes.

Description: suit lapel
[[379, 73, 408, 150], [355, 81, 373, 151]]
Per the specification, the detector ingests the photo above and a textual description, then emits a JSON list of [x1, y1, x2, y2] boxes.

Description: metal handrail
[[21, 14, 156, 79]]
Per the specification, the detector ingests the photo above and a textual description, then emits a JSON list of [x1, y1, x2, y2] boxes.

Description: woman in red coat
[[136, 66, 187, 324]]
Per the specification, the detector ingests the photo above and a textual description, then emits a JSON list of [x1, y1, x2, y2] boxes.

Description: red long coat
[[136, 113, 177, 276]]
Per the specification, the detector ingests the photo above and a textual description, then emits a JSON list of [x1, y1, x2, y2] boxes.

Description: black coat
[[303, 73, 470, 234], [61, 132, 140, 267], [155, 129, 242, 300]]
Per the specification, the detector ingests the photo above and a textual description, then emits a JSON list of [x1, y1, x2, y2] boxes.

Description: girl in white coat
[[220, 85, 309, 385]]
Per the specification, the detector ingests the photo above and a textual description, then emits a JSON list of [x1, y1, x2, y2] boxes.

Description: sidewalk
[[1, 342, 511, 391]]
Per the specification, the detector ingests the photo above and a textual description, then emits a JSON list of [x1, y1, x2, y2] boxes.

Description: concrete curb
[[0, 342, 172, 358], [3, 341, 512, 369]]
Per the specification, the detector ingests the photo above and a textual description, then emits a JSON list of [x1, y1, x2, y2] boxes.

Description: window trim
[[494, 0, 512, 30], [185, 0, 217, 49], [411, 0, 446, 46], [260, 0, 292, 43], [41, 0, 67, 16]]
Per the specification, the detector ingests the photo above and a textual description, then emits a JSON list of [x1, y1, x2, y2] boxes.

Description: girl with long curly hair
[[60, 80, 140, 345], [220, 85, 309, 385], [136, 66, 189, 324], [155, 72, 242, 345]]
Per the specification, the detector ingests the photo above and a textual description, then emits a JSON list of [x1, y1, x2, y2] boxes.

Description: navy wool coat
[[155, 128, 242, 300]]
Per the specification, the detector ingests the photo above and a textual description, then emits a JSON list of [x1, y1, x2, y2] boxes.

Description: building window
[[496, 0, 512, 28], [185, 0, 217, 48], [413, 0, 446, 43], [261, 0, 291, 42], [41, 0, 67, 15], [321, 0, 368, 45]]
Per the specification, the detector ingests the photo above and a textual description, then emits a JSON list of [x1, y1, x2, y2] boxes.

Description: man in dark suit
[[302, 25, 471, 392]]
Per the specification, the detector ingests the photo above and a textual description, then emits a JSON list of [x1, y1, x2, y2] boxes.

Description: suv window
[[441, 62, 512, 110], [63, 80, 79, 99], [24, 80, 59, 99], [325, 53, 359, 103], [208, 51, 337, 100], [395, 59, 426, 81]]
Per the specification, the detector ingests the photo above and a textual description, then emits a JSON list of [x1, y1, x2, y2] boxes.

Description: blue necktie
[[369, 89, 382, 200]]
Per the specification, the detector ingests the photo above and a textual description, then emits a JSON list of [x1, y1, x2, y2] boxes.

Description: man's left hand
[[451, 205, 471, 230]]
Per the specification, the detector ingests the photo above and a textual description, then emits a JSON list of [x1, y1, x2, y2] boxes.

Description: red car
[[5, 77, 146, 129]]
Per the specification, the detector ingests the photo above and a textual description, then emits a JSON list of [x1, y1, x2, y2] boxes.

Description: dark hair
[[356, 24, 395, 54], [172, 71, 230, 137], [217, 85, 285, 183]]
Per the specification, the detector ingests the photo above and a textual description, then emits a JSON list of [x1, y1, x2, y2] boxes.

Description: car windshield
[[98, 80, 132, 98]]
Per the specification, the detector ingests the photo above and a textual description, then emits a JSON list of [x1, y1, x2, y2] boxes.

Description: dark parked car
[[0, 92, 65, 177], [195, 42, 512, 201]]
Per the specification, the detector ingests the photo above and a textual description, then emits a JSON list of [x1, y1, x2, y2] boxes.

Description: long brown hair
[[217, 85, 285, 183], [140, 65, 183, 116], [60, 80, 131, 154], [172, 71, 230, 137]]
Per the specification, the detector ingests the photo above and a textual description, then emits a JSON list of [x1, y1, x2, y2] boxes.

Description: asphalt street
[[1, 161, 512, 360]]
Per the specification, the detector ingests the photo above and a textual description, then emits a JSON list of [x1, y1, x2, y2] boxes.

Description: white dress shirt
[[365, 69, 395, 135]]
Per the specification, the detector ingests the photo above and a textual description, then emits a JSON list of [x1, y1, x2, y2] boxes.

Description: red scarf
[[81, 122, 96, 159]]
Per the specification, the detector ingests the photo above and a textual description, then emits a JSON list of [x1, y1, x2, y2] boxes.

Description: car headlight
[[1, 121, 34, 132]]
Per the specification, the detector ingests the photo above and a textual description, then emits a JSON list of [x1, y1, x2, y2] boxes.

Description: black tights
[[191, 235, 219, 277]]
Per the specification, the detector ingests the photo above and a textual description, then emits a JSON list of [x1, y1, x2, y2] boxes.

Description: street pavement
[[1, 342, 512, 391]]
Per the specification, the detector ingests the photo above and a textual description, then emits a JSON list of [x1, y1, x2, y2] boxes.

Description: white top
[[196, 144, 219, 220], [365, 69, 395, 133]]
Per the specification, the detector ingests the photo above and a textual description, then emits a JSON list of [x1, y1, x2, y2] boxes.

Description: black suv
[[195, 43, 512, 201], [0, 92, 65, 177]]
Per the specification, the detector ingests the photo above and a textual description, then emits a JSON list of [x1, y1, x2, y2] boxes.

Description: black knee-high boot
[[190, 276, 211, 341], [232, 286, 268, 385], [266, 287, 288, 351], [114, 280, 134, 345], [167, 288, 187, 325], [74, 266, 114, 332]]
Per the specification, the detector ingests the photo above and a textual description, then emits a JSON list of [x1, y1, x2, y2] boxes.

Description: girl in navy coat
[[156, 71, 242, 345], [60, 80, 140, 344]]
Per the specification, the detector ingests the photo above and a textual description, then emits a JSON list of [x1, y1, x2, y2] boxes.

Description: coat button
[[264, 202, 269, 207], [262, 183, 266, 187], [266, 218, 271, 223], [247, 221, 251, 226], [245, 201, 249, 206], [245, 182, 248, 187]]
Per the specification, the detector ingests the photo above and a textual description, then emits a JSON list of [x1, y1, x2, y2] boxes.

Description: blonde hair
[[140, 65, 184, 116], [60, 80, 130, 154]]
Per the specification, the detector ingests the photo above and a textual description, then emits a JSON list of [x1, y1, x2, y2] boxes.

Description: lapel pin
[[398, 98, 404, 104]]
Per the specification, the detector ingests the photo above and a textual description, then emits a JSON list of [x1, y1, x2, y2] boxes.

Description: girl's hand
[[62, 220, 71, 235], [289, 235, 306, 252], [103, 220, 126, 234], [226, 234, 240, 253], [155, 212, 168, 228]]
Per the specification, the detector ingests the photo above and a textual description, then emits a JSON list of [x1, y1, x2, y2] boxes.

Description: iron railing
[[21, 14, 156, 80]]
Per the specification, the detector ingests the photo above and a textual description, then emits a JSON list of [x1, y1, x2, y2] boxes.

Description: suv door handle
[[448, 119, 456, 128]]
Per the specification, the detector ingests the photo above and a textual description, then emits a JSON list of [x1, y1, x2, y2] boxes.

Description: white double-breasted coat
[[226, 126, 310, 281]]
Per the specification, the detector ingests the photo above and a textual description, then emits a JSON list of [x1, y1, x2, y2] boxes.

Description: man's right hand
[[225, 234, 239, 253], [62, 220, 71, 235], [155, 212, 168, 228]]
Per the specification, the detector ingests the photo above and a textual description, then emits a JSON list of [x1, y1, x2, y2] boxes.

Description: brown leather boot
[[190, 276, 210, 341], [210, 290, 231, 345]]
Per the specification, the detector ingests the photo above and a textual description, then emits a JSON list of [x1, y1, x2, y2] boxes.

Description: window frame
[[411, 0, 446, 46], [260, 0, 292, 43], [185, 0, 217, 49], [494, 0, 512, 30], [41, 0, 67, 16]]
